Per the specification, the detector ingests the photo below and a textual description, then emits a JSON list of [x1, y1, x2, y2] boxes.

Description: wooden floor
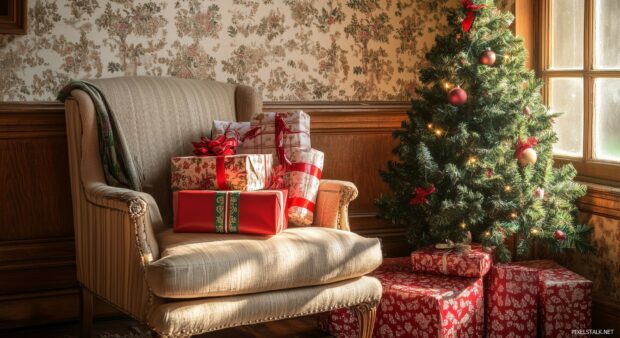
[[0, 315, 332, 338]]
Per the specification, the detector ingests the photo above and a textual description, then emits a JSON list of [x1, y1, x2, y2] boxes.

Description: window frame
[[539, 0, 620, 184]]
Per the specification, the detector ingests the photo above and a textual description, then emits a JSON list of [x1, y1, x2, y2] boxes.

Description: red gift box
[[410, 244, 492, 278], [486, 264, 540, 338], [173, 190, 288, 235], [487, 260, 592, 338], [319, 257, 484, 338]]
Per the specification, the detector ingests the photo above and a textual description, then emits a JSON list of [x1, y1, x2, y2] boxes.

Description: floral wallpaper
[[0, 0, 513, 102]]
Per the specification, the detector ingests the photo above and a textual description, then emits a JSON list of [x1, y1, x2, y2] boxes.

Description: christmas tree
[[376, 0, 592, 262]]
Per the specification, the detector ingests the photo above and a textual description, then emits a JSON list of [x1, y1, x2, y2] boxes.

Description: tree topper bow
[[461, 0, 486, 32]]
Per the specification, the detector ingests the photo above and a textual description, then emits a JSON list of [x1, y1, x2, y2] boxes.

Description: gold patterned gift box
[[239, 111, 312, 165], [170, 154, 272, 191]]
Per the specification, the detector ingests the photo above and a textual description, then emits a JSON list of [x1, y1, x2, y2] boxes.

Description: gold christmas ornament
[[518, 148, 538, 166]]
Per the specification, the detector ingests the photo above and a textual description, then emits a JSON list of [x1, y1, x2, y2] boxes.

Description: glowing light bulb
[[443, 81, 451, 90], [468, 157, 477, 165], [483, 231, 491, 237], [530, 228, 540, 235], [510, 212, 518, 219], [459, 222, 467, 229], [504, 185, 512, 192], [427, 123, 433, 129], [434, 129, 443, 136]]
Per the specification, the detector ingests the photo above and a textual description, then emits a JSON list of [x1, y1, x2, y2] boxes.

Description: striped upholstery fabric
[[147, 227, 382, 298], [148, 276, 382, 337], [89, 76, 257, 224]]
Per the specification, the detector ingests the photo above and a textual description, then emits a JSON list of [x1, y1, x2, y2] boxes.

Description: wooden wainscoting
[[0, 103, 118, 329]]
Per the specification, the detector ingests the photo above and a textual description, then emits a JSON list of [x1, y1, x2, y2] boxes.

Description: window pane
[[549, 78, 584, 157], [594, 0, 620, 69], [550, 0, 584, 70], [594, 78, 620, 162]]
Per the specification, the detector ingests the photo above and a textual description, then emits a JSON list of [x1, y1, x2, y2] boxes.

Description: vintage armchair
[[63, 76, 383, 338]]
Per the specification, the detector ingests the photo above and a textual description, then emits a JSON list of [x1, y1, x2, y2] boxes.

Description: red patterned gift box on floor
[[486, 264, 540, 338], [515, 260, 592, 338], [319, 257, 484, 338], [487, 260, 592, 338], [173, 189, 287, 235], [410, 244, 492, 278]]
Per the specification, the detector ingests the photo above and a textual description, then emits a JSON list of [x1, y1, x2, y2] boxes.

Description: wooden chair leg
[[351, 302, 378, 338], [80, 286, 94, 338]]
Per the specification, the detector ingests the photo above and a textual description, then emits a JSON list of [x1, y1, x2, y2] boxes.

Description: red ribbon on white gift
[[286, 162, 323, 213], [243, 113, 309, 167]]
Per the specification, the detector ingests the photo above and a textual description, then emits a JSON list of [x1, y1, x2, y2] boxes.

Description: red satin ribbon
[[287, 162, 323, 179], [192, 134, 238, 156], [461, 0, 486, 32], [515, 137, 538, 158], [410, 184, 436, 205], [215, 156, 228, 190], [288, 197, 316, 212]]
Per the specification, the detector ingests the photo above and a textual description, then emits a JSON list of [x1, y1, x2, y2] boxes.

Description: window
[[540, 0, 620, 183]]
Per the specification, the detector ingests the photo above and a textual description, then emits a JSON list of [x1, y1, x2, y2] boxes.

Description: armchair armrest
[[313, 180, 358, 231], [83, 182, 163, 263]]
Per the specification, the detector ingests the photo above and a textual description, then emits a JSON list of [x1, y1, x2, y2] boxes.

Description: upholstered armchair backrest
[[82, 76, 262, 223]]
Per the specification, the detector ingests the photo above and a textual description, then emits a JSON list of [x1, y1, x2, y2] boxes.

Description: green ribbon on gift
[[214, 191, 240, 233]]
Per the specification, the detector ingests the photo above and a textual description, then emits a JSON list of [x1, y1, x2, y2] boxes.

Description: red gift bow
[[268, 165, 288, 189], [243, 112, 309, 167], [514, 136, 538, 158], [191, 131, 239, 156], [461, 0, 486, 32], [410, 184, 436, 205]]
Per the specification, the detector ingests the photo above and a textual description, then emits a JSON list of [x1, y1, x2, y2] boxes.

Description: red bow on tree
[[191, 134, 239, 156], [461, 0, 486, 32], [410, 184, 436, 205], [514, 136, 538, 158]]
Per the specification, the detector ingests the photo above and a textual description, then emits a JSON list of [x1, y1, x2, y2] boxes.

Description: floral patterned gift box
[[410, 244, 493, 278], [170, 154, 272, 191], [487, 260, 592, 338], [211, 120, 252, 150], [240, 111, 311, 165], [319, 257, 484, 338]]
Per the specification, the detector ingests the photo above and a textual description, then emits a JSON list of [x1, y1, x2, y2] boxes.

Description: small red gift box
[[173, 190, 288, 235], [410, 244, 492, 278], [319, 257, 484, 338]]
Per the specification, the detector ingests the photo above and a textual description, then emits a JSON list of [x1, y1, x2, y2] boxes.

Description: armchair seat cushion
[[147, 227, 383, 299]]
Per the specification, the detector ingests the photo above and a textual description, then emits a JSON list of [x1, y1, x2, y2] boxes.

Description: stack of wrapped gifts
[[320, 243, 592, 338], [171, 111, 324, 235]]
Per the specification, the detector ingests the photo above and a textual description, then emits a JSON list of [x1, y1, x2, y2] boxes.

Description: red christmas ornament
[[553, 230, 566, 241], [448, 86, 468, 106], [479, 48, 496, 66], [410, 184, 436, 205], [485, 168, 492, 177], [523, 106, 531, 117]]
